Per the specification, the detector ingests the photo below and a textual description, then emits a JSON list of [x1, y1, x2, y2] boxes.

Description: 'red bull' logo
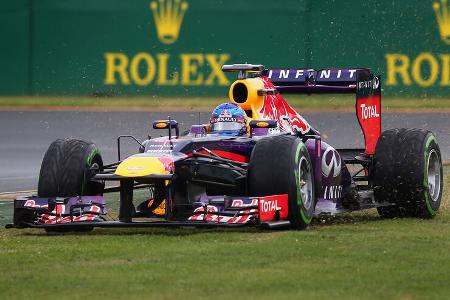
[[220, 109, 231, 117], [259, 77, 311, 134]]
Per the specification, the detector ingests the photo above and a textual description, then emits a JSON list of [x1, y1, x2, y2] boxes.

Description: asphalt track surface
[[0, 111, 448, 193]]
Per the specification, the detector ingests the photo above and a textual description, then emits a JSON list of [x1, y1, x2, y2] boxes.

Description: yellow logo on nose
[[433, 0, 450, 44], [256, 121, 269, 128], [155, 122, 168, 128], [150, 0, 188, 45]]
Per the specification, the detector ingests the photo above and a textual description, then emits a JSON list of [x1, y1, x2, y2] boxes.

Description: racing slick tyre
[[374, 128, 443, 219], [38, 139, 104, 197], [38, 139, 104, 232], [248, 135, 315, 230]]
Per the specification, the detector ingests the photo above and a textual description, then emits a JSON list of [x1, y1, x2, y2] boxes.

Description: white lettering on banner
[[323, 185, 343, 200], [360, 104, 380, 120], [295, 70, 304, 78], [260, 200, 281, 213], [268, 69, 359, 80], [320, 70, 331, 79], [280, 70, 290, 79], [373, 76, 380, 89], [358, 80, 372, 89], [358, 77, 380, 90]]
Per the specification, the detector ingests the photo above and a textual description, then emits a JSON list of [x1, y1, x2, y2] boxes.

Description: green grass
[[0, 168, 448, 299], [0, 95, 449, 111]]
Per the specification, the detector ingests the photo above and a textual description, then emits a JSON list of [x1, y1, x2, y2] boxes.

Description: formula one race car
[[8, 64, 443, 232]]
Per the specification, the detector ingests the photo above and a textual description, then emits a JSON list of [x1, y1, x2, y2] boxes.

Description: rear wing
[[223, 64, 382, 155], [270, 68, 381, 155]]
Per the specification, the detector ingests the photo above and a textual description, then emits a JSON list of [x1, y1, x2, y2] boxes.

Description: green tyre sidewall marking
[[82, 146, 100, 195], [294, 141, 312, 225], [86, 147, 100, 166], [423, 134, 438, 216]]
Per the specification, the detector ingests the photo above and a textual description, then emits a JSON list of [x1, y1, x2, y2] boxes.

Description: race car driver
[[210, 102, 248, 136]]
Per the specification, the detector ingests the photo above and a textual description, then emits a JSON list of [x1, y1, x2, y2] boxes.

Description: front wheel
[[248, 135, 315, 229], [38, 139, 104, 233], [38, 139, 104, 197]]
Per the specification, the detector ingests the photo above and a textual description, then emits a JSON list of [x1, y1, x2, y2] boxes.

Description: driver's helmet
[[210, 103, 247, 136]]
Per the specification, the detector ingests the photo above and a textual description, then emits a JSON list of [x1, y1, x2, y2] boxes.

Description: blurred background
[[0, 0, 448, 98]]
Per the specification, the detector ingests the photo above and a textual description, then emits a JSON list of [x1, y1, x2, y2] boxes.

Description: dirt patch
[[0, 191, 35, 201]]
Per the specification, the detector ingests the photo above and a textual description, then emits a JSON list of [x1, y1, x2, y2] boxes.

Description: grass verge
[[0, 95, 449, 111], [0, 168, 448, 299]]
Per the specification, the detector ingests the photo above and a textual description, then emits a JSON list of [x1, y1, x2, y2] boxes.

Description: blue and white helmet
[[210, 103, 247, 136]]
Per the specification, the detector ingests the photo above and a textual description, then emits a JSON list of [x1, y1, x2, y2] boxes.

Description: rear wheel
[[248, 135, 315, 229], [374, 128, 443, 218], [38, 139, 104, 232]]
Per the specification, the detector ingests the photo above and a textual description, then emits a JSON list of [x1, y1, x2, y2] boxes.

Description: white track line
[[0, 190, 35, 200]]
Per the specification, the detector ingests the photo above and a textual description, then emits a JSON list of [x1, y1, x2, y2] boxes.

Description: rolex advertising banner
[[0, 0, 448, 97]]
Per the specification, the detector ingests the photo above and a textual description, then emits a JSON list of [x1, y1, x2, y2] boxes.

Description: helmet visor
[[211, 121, 245, 132]]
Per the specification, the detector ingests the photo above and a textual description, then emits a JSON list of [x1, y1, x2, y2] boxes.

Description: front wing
[[9, 194, 291, 230]]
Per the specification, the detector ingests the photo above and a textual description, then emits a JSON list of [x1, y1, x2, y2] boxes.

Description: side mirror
[[249, 120, 277, 137], [152, 120, 179, 139]]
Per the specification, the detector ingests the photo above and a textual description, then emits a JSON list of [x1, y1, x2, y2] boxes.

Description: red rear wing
[[355, 72, 381, 155]]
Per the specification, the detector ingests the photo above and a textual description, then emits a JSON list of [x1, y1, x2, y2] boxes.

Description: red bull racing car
[[8, 64, 444, 232]]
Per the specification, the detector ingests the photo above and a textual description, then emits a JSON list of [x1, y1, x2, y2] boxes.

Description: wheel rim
[[298, 157, 313, 210], [427, 149, 441, 202]]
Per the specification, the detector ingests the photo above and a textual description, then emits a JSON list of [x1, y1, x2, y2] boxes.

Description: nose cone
[[115, 156, 167, 177]]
